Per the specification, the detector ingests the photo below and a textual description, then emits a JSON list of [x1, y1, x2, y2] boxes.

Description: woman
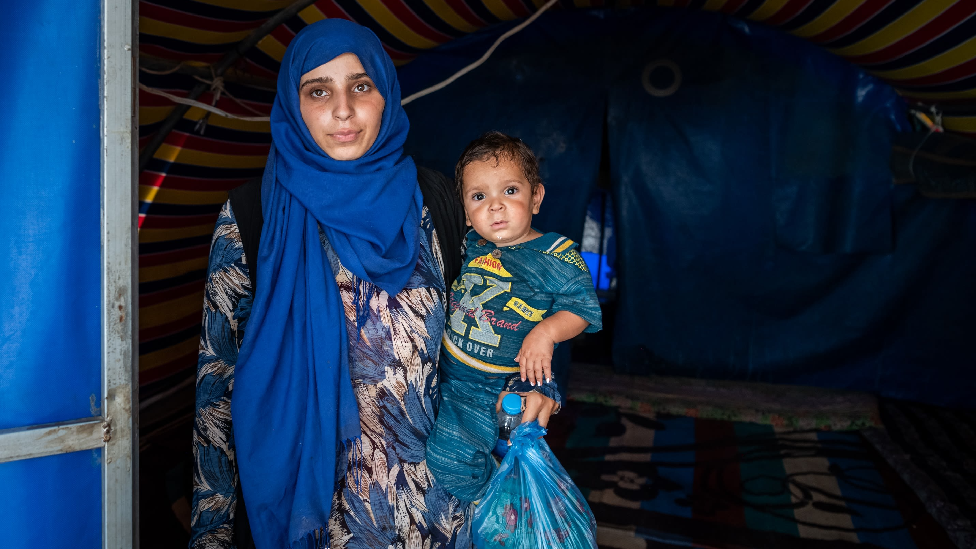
[[189, 19, 558, 549]]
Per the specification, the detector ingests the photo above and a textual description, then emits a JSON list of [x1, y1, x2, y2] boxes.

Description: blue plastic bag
[[472, 421, 598, 548]]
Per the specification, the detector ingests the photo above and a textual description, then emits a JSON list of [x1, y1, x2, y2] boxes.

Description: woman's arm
[[416, 166, 466, 288], [190, 201, 253, 549]]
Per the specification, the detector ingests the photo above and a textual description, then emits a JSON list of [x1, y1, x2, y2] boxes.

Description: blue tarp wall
[[0, 1, 103, 547], [401, 8, 976, 408]]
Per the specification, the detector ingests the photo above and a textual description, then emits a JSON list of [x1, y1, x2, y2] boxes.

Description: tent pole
[[137, 0, 316, 172]]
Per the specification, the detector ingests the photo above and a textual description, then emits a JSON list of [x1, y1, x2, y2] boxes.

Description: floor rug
[[546, 400, 955, 549], [567, 364, 880, 431], [863, 399, 976, 548]]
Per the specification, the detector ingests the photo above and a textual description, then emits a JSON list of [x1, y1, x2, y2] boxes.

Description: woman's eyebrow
[[299, 73, 369, 91], [299, 76, 332, 90]]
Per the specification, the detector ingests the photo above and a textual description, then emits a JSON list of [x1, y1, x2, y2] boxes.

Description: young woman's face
[[298, 53, 385, 161]]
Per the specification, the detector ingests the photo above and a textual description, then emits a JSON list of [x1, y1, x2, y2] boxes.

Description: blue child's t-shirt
[[441, 230, 603, 375]]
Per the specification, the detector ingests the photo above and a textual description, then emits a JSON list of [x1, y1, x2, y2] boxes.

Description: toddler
[[425, 131, 602, 504]]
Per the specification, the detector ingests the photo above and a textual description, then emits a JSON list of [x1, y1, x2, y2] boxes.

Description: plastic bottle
[[493, 393, 523, 458]]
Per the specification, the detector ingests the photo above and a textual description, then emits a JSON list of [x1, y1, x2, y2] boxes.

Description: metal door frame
[[0, 0, 137, 546]]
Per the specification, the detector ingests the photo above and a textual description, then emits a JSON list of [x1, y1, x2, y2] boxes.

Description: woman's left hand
[[495, 390, 559, 428]]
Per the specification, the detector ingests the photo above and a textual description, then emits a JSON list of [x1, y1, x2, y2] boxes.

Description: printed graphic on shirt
[[546, 236, 576, 254], [504, 297, 547, 322], [442, 333, 518, 373], [540, 248, 589, 271], [467, 253, 513, 278], [449, 273, 512, 347]]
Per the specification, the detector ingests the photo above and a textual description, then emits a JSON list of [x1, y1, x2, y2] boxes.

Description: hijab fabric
[[232, 19, 423, 549]]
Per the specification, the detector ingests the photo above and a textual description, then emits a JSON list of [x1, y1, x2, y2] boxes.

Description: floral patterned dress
[[190, 200, 471, 549]]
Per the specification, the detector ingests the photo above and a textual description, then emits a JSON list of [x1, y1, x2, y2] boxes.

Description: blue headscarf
[[231, 19, 422, 549]]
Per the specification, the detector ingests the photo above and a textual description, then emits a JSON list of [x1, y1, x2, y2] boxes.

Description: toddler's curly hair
[[454, 131, 543, 197]]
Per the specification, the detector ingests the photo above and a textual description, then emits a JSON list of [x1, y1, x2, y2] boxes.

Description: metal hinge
[[102, 417, 112, 443]]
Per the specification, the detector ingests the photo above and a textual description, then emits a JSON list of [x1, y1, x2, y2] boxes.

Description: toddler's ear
[[531, 184, 545, 214], [465, 214, 472, 227]]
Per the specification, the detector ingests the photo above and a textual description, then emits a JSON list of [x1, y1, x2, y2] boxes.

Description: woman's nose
[[333, 93, 353, 120]]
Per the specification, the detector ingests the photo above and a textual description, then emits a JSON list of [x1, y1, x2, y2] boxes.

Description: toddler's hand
[[514, 325, 555, 386]]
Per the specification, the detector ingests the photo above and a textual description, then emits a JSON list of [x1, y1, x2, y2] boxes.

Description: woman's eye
[[311, 89, 327, 98], [353, 82, 371, 93], [471, 193, 485, 201]]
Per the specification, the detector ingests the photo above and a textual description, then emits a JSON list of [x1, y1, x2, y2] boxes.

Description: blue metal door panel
[[0, 450, 102, 548], [0, 1, 109, 546], [0, 0, 102, 430]]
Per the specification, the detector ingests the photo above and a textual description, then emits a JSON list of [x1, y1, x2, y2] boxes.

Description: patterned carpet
[[546, 400, 956, 549], [863, 400, 976, 549]]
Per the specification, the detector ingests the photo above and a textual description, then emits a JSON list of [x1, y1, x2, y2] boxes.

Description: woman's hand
[[495, 390, 559, 428]]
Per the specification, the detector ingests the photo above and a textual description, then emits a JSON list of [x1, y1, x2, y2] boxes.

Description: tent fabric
[[401, 7, 976, 407], [136, 0, 976, 394], [596, 11, 976, 407]]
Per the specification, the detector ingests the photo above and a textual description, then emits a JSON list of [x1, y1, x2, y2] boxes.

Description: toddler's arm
[[515, 311, 590, 386]]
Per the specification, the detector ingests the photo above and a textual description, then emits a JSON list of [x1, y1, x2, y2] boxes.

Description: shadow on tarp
[[400, 8, 976, 408]]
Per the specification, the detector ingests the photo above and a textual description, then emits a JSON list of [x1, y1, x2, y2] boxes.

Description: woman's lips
[[330, 130, 360, 143]]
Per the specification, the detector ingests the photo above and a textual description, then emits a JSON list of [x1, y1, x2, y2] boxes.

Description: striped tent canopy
[[138, 0, 976, 395]]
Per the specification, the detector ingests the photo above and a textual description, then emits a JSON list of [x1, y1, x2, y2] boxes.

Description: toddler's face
[[461, 156, 544, 247]]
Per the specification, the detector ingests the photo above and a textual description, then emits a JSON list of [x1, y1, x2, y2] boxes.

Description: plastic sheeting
[[401, 8, 976, 407], [0, 1, 103, 547]]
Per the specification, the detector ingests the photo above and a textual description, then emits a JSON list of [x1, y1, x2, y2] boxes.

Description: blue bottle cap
[[502, 393, 522, 415]]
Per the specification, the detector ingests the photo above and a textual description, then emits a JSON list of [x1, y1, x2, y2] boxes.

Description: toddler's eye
[[504, 186, 518, 195], [471, 192, 485, 201]]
